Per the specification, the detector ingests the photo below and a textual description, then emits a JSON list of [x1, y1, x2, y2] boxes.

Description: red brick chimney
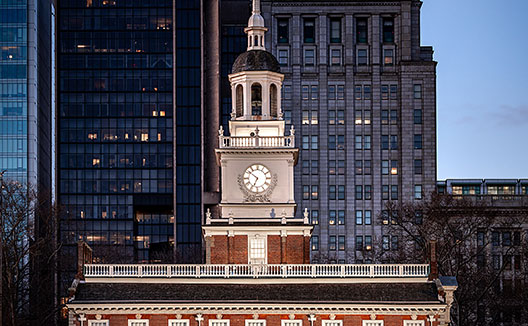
[[428, 240, 438, 280]]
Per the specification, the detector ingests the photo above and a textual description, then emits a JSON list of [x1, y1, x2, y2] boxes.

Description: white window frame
[[322, 321, 342, 326], [210, 319, 230, 326], [246, 320, 266, 326], [129, 320, 149, 326], [362, 321, 383, 326], [248, 234, 267, 264], [282, 320, 302, 326], [403, 321, 425, 326], [169, 320, 190, 326], [88, 321, 109, 326]]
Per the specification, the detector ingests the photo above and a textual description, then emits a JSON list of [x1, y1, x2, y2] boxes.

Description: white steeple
[[245, 0, 267, 51]]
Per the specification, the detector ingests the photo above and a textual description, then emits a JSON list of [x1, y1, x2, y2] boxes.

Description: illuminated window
[[329, 210, 336, 225], [364, 110, 371, 124], [311, 185, 319, 199], [88, 133, 97, 140], [391, 160, 398, 175], [92, 158, 100, 166], [384, 49, 394, 65], [365, 236, 372, 251], [141, 133, 149, 141], [355, 110, 362, 125], [328, 110, 336, 124], [311, 235, 319, 250], [337, 110, 345, 125], [338, 210, 345, 225], [311, 210, 319, 224]]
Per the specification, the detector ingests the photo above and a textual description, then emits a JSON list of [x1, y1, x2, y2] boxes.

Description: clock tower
[[203, 0, 312, 264]]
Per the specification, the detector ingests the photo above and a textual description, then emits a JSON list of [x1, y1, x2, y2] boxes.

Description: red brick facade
[[73, 313, 438, 326], [208, 235, 309, 264]]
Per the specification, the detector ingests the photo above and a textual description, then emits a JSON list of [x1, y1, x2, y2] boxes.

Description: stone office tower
[[256, 0, 437, 262]]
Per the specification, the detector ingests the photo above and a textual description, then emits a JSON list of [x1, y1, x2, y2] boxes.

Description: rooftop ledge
[[83, 264, 430, 281]]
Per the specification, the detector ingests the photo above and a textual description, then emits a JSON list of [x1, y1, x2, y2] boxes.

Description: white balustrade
[[84, 263, 429, 279], [219, 135, 295, 148]]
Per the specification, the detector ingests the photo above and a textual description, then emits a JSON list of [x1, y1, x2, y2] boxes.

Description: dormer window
[[251, 83, 262, 116]]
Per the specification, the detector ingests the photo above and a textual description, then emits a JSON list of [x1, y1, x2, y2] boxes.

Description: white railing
[[219, 135, 295, 148], [84, 264, 429, 278]]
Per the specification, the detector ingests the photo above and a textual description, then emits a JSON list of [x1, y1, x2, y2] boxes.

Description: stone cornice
[[67, 302, 447, 316]]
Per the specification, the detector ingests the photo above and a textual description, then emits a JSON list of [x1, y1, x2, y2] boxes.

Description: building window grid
[[403, 321, 424, 326], [282, 321, 302, 326], [88, 321, 109, 326], [129, 321, 149, 326], [210, 321, 230, 326], [169, 320, 190, 326], [323, 321, 343, 326], [246, 321, 266, 326]]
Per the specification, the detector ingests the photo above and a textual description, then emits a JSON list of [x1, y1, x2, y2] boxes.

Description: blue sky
[[420, 0, 528, 179]]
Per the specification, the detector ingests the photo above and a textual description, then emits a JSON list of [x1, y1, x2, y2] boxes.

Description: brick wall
[[208, 235, 312, 264], [74, 313, 437, 326], [267, 235, 281, 264]]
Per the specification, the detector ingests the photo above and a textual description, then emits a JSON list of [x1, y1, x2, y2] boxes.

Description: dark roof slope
[[232, 50, 281, 74], [72, 282, 440, 304]]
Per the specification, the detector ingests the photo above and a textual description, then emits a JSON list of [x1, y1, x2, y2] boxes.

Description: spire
[[245, 0, 267, 51]]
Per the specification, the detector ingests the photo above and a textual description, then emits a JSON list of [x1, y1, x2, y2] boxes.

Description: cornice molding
[[68, 303, 447, 317]]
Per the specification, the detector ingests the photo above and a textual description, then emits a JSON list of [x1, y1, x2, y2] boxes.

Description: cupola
[[229, 0, 283, 121]]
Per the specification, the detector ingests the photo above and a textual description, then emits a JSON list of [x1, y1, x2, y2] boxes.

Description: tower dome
[[232, 50, 280, 74]]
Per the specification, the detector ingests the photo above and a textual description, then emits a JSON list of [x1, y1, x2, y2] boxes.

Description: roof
[[232, 50, 281, 74], [71, 282, 441, 304]]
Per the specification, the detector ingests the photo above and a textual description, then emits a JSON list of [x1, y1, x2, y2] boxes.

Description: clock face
[[243, 164, 272, 193]]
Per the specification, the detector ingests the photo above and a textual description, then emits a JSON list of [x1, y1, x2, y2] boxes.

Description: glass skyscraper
[[1, 0, 54, 188], [57, 0, 202, 289]]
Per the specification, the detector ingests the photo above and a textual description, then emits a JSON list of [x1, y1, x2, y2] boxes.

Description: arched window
[[270, 84, 278, 117], [251, 83, 262, 116], [236, 85, 243, 117]]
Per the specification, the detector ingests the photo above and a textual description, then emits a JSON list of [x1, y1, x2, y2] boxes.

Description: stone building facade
[[256, 0, 437, 262]]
